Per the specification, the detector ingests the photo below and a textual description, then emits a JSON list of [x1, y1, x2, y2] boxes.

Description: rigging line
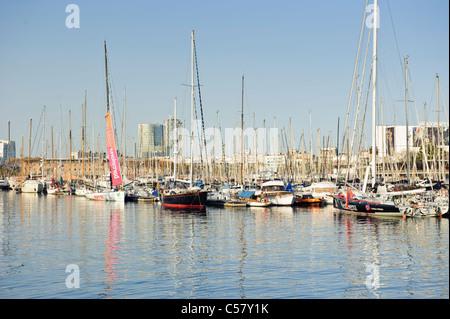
[[193, 36, 210, 182], [31, 107, 44, 158], [407, 68, 421, 126], [340, 0, 368, 155], [193, 96, 205, 178], [357, 67, 372, 153], [386, 0, 404, 73], [426, 79, 436, 120]]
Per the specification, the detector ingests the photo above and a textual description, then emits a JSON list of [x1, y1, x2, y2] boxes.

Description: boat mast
[[59, 106, 62, 180], [104, 40, 112, 187], [69, 110, 72, 183], [241, 74, 244, 186], [174, 97, 178, 180], [82, 90, 86, 182], [122, 87, 127, 179], [28, 119, 32, 177], [190, 30, 194, 187], [371, 0, 378, 187], [405, 57, 410, 184], [105, 41, 110, 113], [42, 106, 45, 179]]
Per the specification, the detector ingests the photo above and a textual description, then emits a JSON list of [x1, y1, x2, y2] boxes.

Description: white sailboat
[[86, 41, 124, 202]]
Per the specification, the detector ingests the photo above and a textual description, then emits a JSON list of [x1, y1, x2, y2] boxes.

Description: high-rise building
[[0, 140, 16, 165], [163, 116, 183, 156], [138, 124, 163, 158]]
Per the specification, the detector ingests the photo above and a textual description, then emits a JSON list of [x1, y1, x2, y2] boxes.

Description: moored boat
[[294, 193, 324, 206], [247, 197, 270, 207], [223, 199, 247, 207], [206, 191, 230, 207], [333, 187, 402, 216], [0, 179, 10, 190], [86, 190, 125, 201], [162, 189, 208, 210], [261, 180, 294, 206], [86, 41, 124, 202], [21, 179, 44, 193]]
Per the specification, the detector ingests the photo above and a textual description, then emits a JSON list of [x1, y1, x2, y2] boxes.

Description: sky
[[0, 0, 448, 158]]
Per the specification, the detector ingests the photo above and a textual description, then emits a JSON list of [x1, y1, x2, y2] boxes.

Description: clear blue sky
[[0, 0, 448, 157]]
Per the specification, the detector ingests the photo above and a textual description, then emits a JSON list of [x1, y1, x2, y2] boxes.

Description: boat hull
[[294, 197, 324, 206], [247, 200, 270, 207], [333, 196, 402, 216], [47, 188, 65, 195], [223, 200, 247, 208], [21, 181, 44, 193], [162, 190, 208, 210], [86, 191, 125, 201], [263, 192, 294, 206]]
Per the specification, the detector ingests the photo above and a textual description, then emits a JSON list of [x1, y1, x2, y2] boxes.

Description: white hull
[[21, 180, 44, 193], [7, 178, 21, 190], [86, 191, 125, 201], [265, 193, 294, 206], [261, 180, 294, 206], [75, 188, 93, 196], [47, 188, 65, 195], [247, 200, 270, 207]]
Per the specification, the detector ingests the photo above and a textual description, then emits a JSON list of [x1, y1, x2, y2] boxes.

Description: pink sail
[[105, 111, 123, 187]]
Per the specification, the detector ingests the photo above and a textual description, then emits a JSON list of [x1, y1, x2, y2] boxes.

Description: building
[[0, 140, 16, 165], [138, 124, 163, 158], [376, 123, 449, 156], [163, 116, 183, 157]]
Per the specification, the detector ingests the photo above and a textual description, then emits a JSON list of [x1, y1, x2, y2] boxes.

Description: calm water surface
[[0, 191, 448, 299]]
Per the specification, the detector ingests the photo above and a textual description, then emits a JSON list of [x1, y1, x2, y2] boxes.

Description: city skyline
[[0, 0, 448, 159]]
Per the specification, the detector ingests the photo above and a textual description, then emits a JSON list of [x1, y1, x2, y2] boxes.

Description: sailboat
[[86, 41, 125, 202], [161, 30, 208, 210], [333, 0, 401, 216]]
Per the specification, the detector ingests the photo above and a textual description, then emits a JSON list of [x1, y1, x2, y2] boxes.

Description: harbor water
[[0, 191, 448, 299]]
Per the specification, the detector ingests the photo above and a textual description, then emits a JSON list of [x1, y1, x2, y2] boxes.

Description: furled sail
[[105, 110, 122, 187]]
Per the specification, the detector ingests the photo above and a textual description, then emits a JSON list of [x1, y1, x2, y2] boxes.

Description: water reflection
[[0, 192, 448, 299], [100, 205, 124, 299]]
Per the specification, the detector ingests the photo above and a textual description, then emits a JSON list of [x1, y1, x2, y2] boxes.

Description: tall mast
[[42, 106, 46, 179], [241, 74, 244, 186], [371, 0, 378, 187], [173, 97, 178, 179], [190, 30, 194, 187], [28, 119, 32, 177], [51, 125, 54, 177], [59, 106, 62, 179], [122, 87, 127, 178], [82, 90, 86, 181], [69, 110, 72, 183], [436, 74, 441, 181], [104, 41, 110, 113], [405, 57, 410, 184]]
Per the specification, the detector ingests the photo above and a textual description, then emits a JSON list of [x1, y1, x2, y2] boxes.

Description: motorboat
[[261, 180, 294, 206]]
